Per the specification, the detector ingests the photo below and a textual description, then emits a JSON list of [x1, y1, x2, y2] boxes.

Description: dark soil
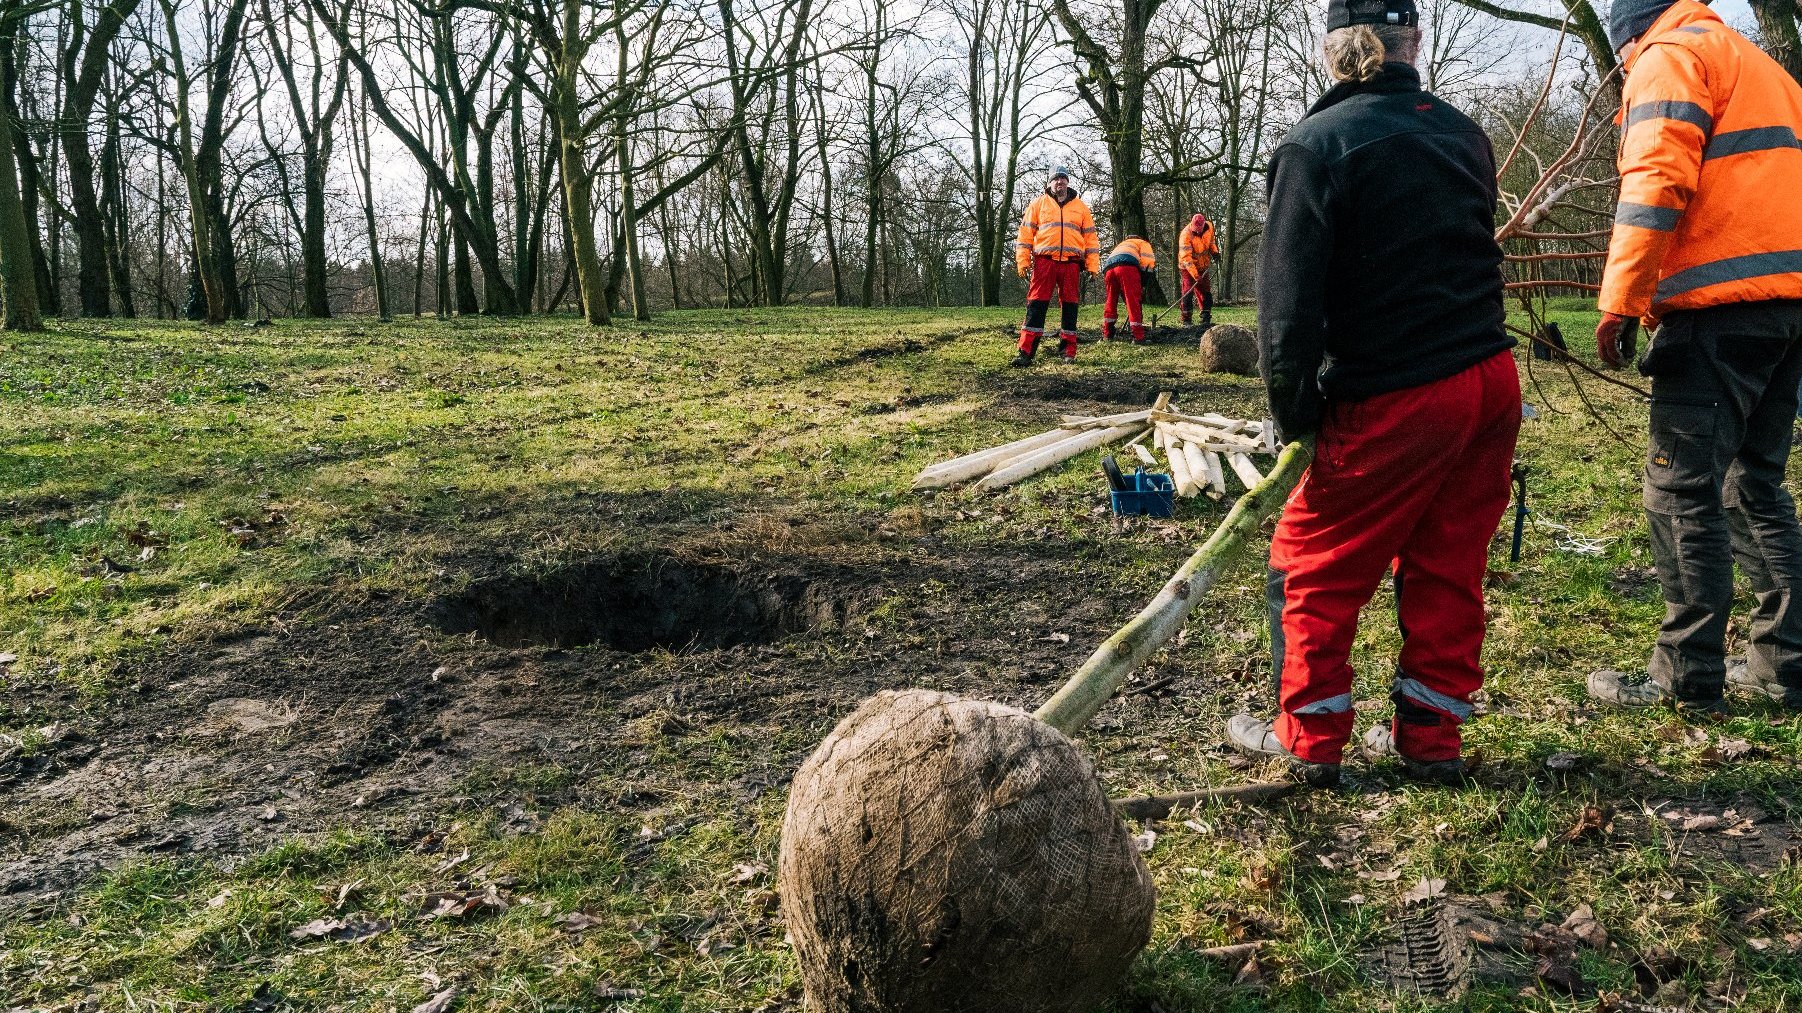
[[433, 552, 866, 652], [0, 522, 1153, 919]]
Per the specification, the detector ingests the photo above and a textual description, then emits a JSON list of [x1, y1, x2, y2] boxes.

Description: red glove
[[1596, 312, 1639, 369]]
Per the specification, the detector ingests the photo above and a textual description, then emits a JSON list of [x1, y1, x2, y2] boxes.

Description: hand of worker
[[1595, 312, 1639, 369]]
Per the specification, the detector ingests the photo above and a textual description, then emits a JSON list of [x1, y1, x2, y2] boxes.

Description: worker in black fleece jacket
[[1227, 0, 1519, 789]]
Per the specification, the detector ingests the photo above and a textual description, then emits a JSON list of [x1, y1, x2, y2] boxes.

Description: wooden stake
[[974, 422, 1147, 491], [1166, 437, 1198, 497], [1034, 440, 1314, 735], [1202, 449, 1227, 497], [912, 428, 1071, 490], [1227, 453, 1264, 489], [1181, 442, 1210, 500]]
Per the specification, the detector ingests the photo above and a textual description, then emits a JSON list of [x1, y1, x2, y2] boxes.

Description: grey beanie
[[1608, 0, 1677, 52], [1050, 165, 1071, 181]]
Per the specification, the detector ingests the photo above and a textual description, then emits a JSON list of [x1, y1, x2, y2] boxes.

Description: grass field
[[1, 303, 1798, 1011]]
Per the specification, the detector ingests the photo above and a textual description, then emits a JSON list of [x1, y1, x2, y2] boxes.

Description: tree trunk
[[1749, 0, 1802, 83], [0, 85, 42, 331]]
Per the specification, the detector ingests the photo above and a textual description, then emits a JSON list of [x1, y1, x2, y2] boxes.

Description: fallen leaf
[[1038, 632, 1071, 644], [1535, 953, 1590, 995], [1680, 814, 1721, 832], [433, 848, 470, 874], [729, 862, 767, 884], [418, 887, 510, 922], [1747, 937, 1773, 951], [594, 983, 647, 1002], [1545, 751, 1582, 771], [1368, 868, 1403, 882], [207, 890, 232, 909], [288, 914, 389, 943], [1716, 737, 1759, 761], [0, 652, 15, 667], [1561, 904, 1607, 949], [1401, 876, 1447, 904], [1133, 830, 1158, 853], [558, 911, 605, 933], [1562, 804, 1615, 842], [1232, 956, 1266, 987], [412, 986, 458, 1013]]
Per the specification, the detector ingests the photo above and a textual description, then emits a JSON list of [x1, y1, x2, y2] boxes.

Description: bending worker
[[1102, 235, 1156, 344], [1013, 166, 1100, 367], [1589, 0, 1802, 715], [1178, 212, 1220, 327], [1226, 0, 1518, 788]]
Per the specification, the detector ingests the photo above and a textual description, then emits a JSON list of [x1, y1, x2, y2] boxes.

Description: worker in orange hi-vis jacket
[[1587, 0, 1802, 717], [1101, 237, 1156, 344], [1178, 213, 1220, 326], [1013, 166, 1100, 367]]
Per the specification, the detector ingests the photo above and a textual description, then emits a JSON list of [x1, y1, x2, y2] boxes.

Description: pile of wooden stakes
[[911, 393, 1279, 496]]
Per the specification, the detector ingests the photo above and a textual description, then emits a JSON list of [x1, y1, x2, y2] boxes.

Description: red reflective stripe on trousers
[[1271, 351, 1521, 763]]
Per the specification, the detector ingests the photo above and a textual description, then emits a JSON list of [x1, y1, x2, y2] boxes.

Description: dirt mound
[[434, 552, 859, 652], [780, 689, 1155, 1013]]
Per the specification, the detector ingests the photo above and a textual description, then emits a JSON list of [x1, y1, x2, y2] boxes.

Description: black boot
[[1011, 352, 1034, 368]]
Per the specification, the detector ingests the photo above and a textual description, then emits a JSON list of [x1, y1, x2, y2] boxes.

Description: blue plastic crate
[[1111, 471, 1176, 518]]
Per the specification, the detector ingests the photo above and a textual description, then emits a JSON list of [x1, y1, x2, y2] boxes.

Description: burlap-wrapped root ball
[[1198, 323, 1259, 375], [779, 689, 1155, 1013]]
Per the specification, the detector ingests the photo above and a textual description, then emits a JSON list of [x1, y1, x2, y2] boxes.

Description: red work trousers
[[1102, 265, 1145, 343], [1270, 350, 1520, 764], [1019, 256, 1082, 359], [1181, 270, 1213, 322]]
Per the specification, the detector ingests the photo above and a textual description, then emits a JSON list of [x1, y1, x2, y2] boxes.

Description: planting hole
[[437, 554, 854, 652]]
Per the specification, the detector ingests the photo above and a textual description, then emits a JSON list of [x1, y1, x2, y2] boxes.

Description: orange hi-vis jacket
[[1179, 218, 1219, 279], [1017, 188, 1100, 275], [1602, 0, 1802, 320], [1103, 237, 1157, 272]]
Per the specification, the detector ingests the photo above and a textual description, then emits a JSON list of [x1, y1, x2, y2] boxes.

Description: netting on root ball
[[779, 689, 1156, 1013]]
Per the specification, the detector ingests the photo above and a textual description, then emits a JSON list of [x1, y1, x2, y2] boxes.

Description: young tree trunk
[[0, 82, 42, 332], [352, 87, 389, 319]]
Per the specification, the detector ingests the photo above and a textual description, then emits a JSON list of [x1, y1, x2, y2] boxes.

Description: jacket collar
[[1623, 0, 1719, 73], [1043, 185, 1080, 204], [1306, 62, 1422, 119]]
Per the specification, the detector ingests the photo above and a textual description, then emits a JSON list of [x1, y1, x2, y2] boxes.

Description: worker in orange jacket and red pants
[[1226, 0, 1518, 788], [1102, 237, 1156, 344], [1587, 0, 1802, 715], [1178, 213, 1220, 327], [1014, 166, 1100, 366]]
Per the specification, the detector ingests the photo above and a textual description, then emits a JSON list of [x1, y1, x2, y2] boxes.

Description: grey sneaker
[[1588, 669, 1727, 717], [1227, 713, 1340, 788], [1725, 659, 1802, 706], [1588, 669, 1669, 707], [1361, 723, 1469, 787]]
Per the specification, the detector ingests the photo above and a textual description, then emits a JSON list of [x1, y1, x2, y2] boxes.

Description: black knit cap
[[1607, 0, 1677, 51], [1327, 0, 1419, 31]]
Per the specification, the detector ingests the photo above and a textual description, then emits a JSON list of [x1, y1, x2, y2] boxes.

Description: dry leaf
[[1680, 814, 1720, 832], [1038, 632, 1071, 644], [594, 983, 647, 1002], [1545, 751, 1582, 771], [1562, 904, 1608, 949], [1562, 804, 1615, 842], [557, 911, 605, 933], [1401, 876, 1447, 904], [412, 986, 458, 1013], [1133, 830, 1158, 853], [288, 914, 389, 943], [434, 848, 471, 874], [729, 862, 767, 884], [1232, 956, 1266, 987]]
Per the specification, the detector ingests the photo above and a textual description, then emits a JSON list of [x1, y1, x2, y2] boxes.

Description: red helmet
[[1191, 213, 1207, 228]]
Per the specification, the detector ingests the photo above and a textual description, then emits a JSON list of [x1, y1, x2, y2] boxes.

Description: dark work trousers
[[1641, 299, 1802, 702]]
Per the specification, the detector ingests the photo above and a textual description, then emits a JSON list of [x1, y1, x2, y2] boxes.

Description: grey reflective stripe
[[1673, 25, 1710, 33], [1292, 692, 1353, 715], [1623, 100, 1713, 135], [1615, 201, 1682, 231], [1397, 678, 1473, 719], [1704, 125, 1802, 160], [1655, 249, 1802, 302]]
